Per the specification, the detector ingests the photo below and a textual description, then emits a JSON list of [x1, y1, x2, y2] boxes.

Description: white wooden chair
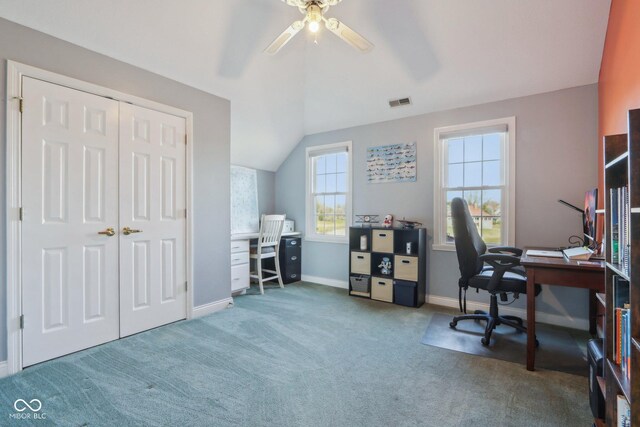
[[250, 214, 286, 294]]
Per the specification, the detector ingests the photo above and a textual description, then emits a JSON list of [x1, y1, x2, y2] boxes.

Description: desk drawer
[[231, 240, 249, 254], [350, 251, 371, 275], [372, 230, 394, 253], [371, 277, 393, 303], [281, 249, 301, 266], [231, 251, 249, 266], [394, 255, 418, 281], [231, 264, 249, 291]]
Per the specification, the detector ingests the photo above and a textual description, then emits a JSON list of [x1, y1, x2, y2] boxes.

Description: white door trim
[[6, 60, 195, 375]]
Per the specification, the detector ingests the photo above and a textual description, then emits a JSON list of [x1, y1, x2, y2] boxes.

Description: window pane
[[315, 156, 326, 174], [448, 138, 464, 164], [482, 216, 501, 245], [482, 189, 501, 217], [464, 190, 483, 236], [326, 154, 337, 173], [482, 160, 502, 186], [464, 136, 482, 162], [315, 196, 325, 215], [325, 195, 335, 214], [448, 163, 463, 188], [316, 216, 325, 234], [335, 195, 346, 214], [446, 191, 463, 216], [335, 215, 346, 236], [336, 153, 347, 173], [336, 173, 347, 192], [464, 162, 482, 187], [446, 217, 454, 243], [315, 174, 326, 193], [483, 133, 502, 160], [481, 190, 502, 245], [323, 215, 335, 235], [325, 173, 337, 193]]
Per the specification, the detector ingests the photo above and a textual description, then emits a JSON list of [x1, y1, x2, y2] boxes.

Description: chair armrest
[[478, 253, 522, 292], [487, 246, 523, 257]]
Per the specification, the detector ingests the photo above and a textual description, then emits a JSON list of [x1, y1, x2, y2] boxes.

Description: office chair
[[448, 197, 541, 346], [250, 214, 286, 294]]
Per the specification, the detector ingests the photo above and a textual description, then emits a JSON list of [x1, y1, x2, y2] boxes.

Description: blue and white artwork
[[367, 142, 417, 183], [230, 166, 259, 233]]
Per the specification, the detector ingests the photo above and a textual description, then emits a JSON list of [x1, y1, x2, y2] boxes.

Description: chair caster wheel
[[481, 338, 489, 346], [449, 321, 457, 329]]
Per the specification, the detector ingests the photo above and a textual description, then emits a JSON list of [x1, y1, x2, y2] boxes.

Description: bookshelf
[[348, 227, 426, 307], [602, 108, 639, 426]]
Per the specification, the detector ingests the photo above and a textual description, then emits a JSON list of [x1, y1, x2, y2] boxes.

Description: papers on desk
[[562, 246, 593, 261], [525, 249, 564, 258]]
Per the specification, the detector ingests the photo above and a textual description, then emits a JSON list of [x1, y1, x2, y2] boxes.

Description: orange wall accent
[[599, 0, 640, 200]]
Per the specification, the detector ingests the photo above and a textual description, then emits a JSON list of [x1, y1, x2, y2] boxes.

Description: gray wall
[[276, 84, 599, 326], [0, 18, 231, 361], [256, 169, 276, 216]]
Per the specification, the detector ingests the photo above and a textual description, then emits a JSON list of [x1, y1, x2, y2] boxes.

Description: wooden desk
[[520, 249, 604, 371]]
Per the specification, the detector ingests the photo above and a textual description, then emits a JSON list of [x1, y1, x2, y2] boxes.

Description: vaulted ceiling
[[0, 0, 611, 171]]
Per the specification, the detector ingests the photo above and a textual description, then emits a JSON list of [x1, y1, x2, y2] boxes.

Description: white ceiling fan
[[265, 0, 374, 55]]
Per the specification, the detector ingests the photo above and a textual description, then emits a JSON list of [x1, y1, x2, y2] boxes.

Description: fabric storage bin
[[372, 230, 394, 253], [350, 275, 370, 293], [393, 280, 417, 307], [394, 255, 418, 281], [371, 277, 393, 302], [350, 251, 371, 275]]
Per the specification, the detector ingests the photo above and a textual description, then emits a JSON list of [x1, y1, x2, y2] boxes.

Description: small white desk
[[231, 231, 301, 241], [230, 232, 301, 292]]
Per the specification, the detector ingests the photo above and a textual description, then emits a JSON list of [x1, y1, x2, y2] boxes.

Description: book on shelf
[[617, 394, 631, 427], [610, 186, 631, 275]]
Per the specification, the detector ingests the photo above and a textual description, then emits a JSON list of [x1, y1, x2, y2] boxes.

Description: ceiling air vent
[[389, 97, 412, 108]]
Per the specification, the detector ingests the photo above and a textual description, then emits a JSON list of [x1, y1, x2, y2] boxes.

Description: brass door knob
[[123, 227, 142, 235], [98, 227, 116, 237]]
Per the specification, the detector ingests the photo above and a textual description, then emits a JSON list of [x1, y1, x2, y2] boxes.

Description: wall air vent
[[389, 97, 412, 108]]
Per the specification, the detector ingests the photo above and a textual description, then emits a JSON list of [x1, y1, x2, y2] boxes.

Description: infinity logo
[[13, 399, 42, 412]]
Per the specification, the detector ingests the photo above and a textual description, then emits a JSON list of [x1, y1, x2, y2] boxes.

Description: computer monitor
[[583, 188, 598, 247]]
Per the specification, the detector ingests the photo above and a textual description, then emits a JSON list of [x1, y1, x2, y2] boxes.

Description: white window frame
[[433, 117, 516, 251], [305, 141, 353, 244]]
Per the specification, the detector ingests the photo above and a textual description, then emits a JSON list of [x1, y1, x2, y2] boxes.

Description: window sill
[[433, 244, 456, 252], [304, 235, 348, 245]]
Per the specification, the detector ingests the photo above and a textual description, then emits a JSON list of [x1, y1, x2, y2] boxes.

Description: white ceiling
[[0, 0, 611, 172]]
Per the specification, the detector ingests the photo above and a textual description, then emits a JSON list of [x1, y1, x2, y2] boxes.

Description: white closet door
[[119, 103, 187, 337], [21, 77, 120, 366]]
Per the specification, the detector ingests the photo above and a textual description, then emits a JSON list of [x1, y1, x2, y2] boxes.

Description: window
[[433, 118, 516, 251], [306, 141, 352, 243]]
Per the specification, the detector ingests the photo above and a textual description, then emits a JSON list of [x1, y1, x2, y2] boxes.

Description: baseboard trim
[[192, 297, 234, 319], [426, 295, 590, 331], [301, 275, 348, 289], [0, 361, 8, 379], [302, 275, 589, 331]]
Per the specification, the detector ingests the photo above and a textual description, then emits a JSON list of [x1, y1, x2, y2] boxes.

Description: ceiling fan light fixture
[[307, 4, 322, 33]]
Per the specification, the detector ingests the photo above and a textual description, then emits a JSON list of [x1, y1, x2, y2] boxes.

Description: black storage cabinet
[[279, 237, 301, 284], [587, 338, 605, 419]]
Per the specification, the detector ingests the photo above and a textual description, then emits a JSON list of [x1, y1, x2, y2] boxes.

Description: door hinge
[[184, 134, 187, 145], [185, 281, 188, 291], [19, 315, 24, 329], [19, 207, 23, 221], [18, 98, 24, 113]]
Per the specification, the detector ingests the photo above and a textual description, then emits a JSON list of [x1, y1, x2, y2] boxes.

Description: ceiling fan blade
[[324, 18, 373, 53], [265, 20, 305, 55]]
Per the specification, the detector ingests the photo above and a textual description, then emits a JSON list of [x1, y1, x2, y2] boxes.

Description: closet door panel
[[21, 77, 120, 367], [119, 103, 187, 337]]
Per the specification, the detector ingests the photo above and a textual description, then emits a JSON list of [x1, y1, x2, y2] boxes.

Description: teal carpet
[[0, 283, 591, 426]]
